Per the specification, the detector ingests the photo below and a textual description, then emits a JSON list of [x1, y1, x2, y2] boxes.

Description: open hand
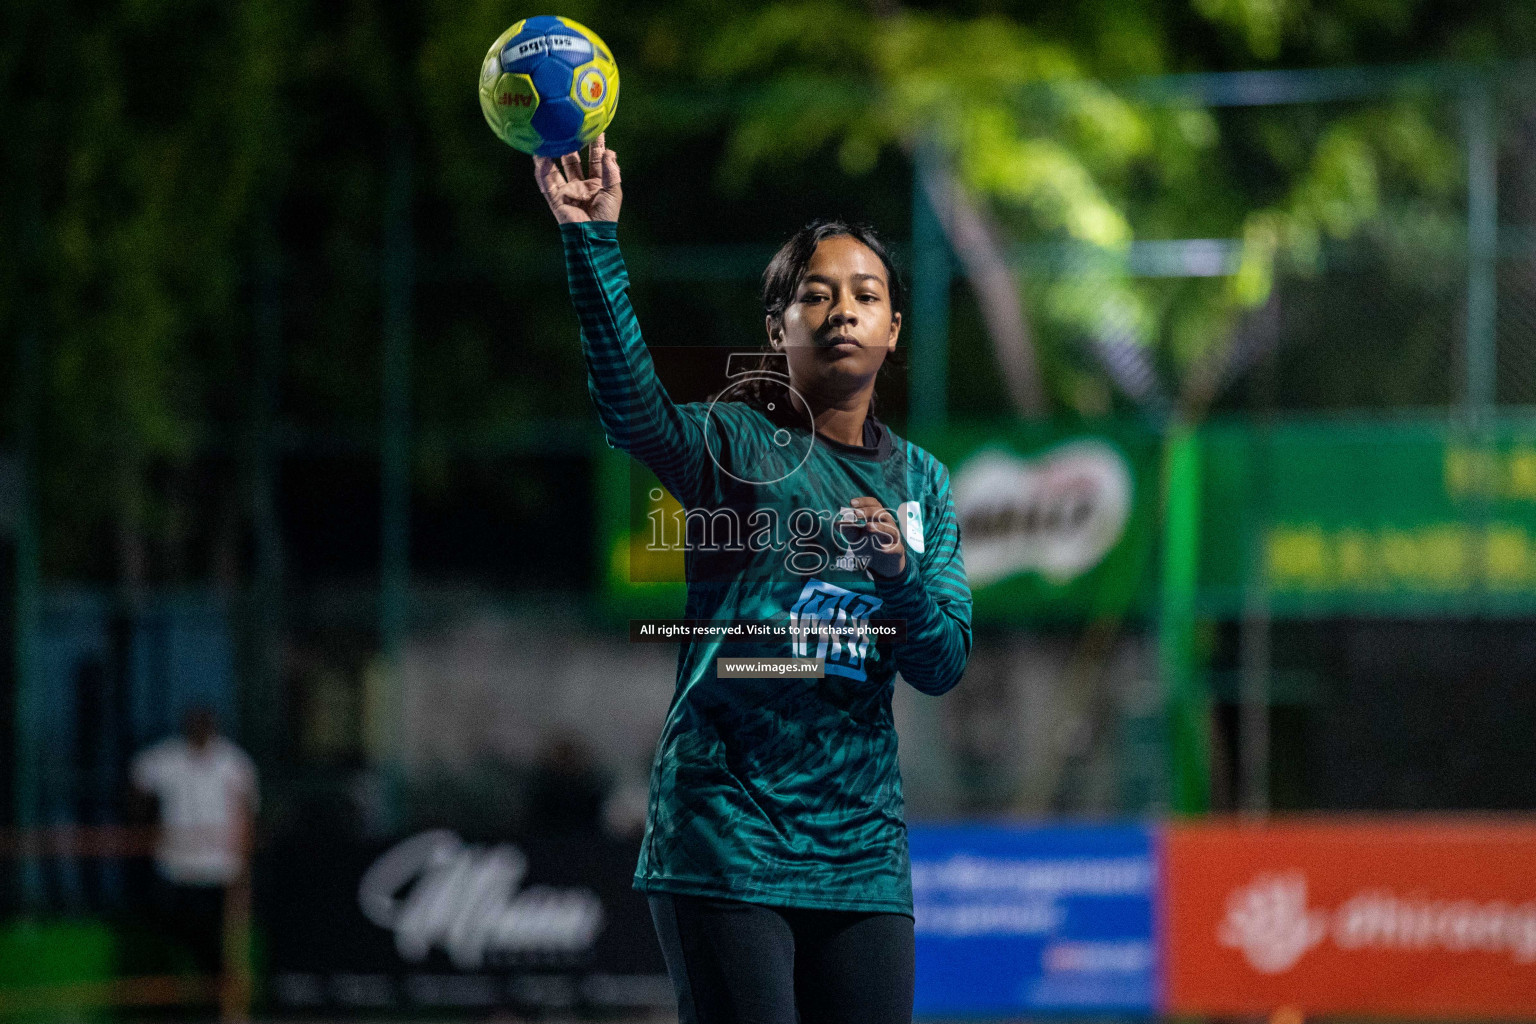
[[533, 133, 622, 224], [839, 497, 907, 579]]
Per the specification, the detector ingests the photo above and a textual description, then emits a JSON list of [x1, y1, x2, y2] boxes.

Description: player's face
[[770, 236, 901, 399]]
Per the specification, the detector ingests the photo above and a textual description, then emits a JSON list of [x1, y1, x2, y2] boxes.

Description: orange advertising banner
[[1162, 819, 1536, 1017]]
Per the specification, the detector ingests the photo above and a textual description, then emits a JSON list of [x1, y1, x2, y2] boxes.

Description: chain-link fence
[[9, 58, 1536, 1020]]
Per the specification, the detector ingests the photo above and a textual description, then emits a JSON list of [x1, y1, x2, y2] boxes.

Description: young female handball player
[[535, 136, 972, 1024]]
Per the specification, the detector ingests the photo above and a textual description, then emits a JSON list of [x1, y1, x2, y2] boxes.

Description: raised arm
[[534, 137, 709, 504]]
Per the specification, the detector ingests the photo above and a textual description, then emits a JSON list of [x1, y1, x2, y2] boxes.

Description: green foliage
[[698, 1, 1471, 415], [3, 0, 295, 574], [0, 0, 1524, 580], [1194, 0, 1305, 60]]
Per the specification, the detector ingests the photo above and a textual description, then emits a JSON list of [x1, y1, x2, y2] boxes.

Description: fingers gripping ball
[[479, 15, 619, 157]]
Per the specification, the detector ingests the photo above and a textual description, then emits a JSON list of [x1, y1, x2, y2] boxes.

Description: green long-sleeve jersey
[[562, 220, 972, 914]]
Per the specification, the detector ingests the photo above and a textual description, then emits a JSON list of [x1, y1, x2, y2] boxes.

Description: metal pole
[[910, 142, 952, 435], [15, 328, 43, 906], [379, 126, 413, 765], [1464, 78, 1497, 423], [249, 227, 284, 767], [1238, 301, 1279, 817], [1238, 458, 1271, 817], [1160, 419, 1209, 815]]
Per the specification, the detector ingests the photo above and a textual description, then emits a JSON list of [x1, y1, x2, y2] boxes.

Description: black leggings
[[648, 893, 915, 1024]]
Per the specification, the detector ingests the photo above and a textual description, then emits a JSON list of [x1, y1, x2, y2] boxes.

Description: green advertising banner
[[1200, 418, 1536, 617], [599, 416, 1536, 624], [595, 441, 687, 620]]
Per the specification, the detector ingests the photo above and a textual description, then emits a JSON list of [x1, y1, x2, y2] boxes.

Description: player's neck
[[788, 378, 875, 446], [810, 400, 871, 447]]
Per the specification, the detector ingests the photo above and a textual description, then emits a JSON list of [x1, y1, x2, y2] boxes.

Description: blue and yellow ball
[[478, 16, 619, 157]]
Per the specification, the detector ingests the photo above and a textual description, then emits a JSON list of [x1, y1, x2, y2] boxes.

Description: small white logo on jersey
[[896, 501, 925, 554]]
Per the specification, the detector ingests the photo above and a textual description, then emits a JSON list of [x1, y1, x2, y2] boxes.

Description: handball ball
[[479, 15, 619, 157]]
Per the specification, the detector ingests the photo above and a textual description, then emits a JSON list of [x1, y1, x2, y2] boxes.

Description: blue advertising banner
[[910, 824, 1156, 1017]]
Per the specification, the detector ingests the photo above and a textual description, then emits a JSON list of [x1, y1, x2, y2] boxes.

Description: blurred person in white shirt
[[130, 706, 257, 976]]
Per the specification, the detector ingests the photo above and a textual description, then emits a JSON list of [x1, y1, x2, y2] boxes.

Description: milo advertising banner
[[918, 424, 1161, 623], [597, 422, 1162, 624]]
